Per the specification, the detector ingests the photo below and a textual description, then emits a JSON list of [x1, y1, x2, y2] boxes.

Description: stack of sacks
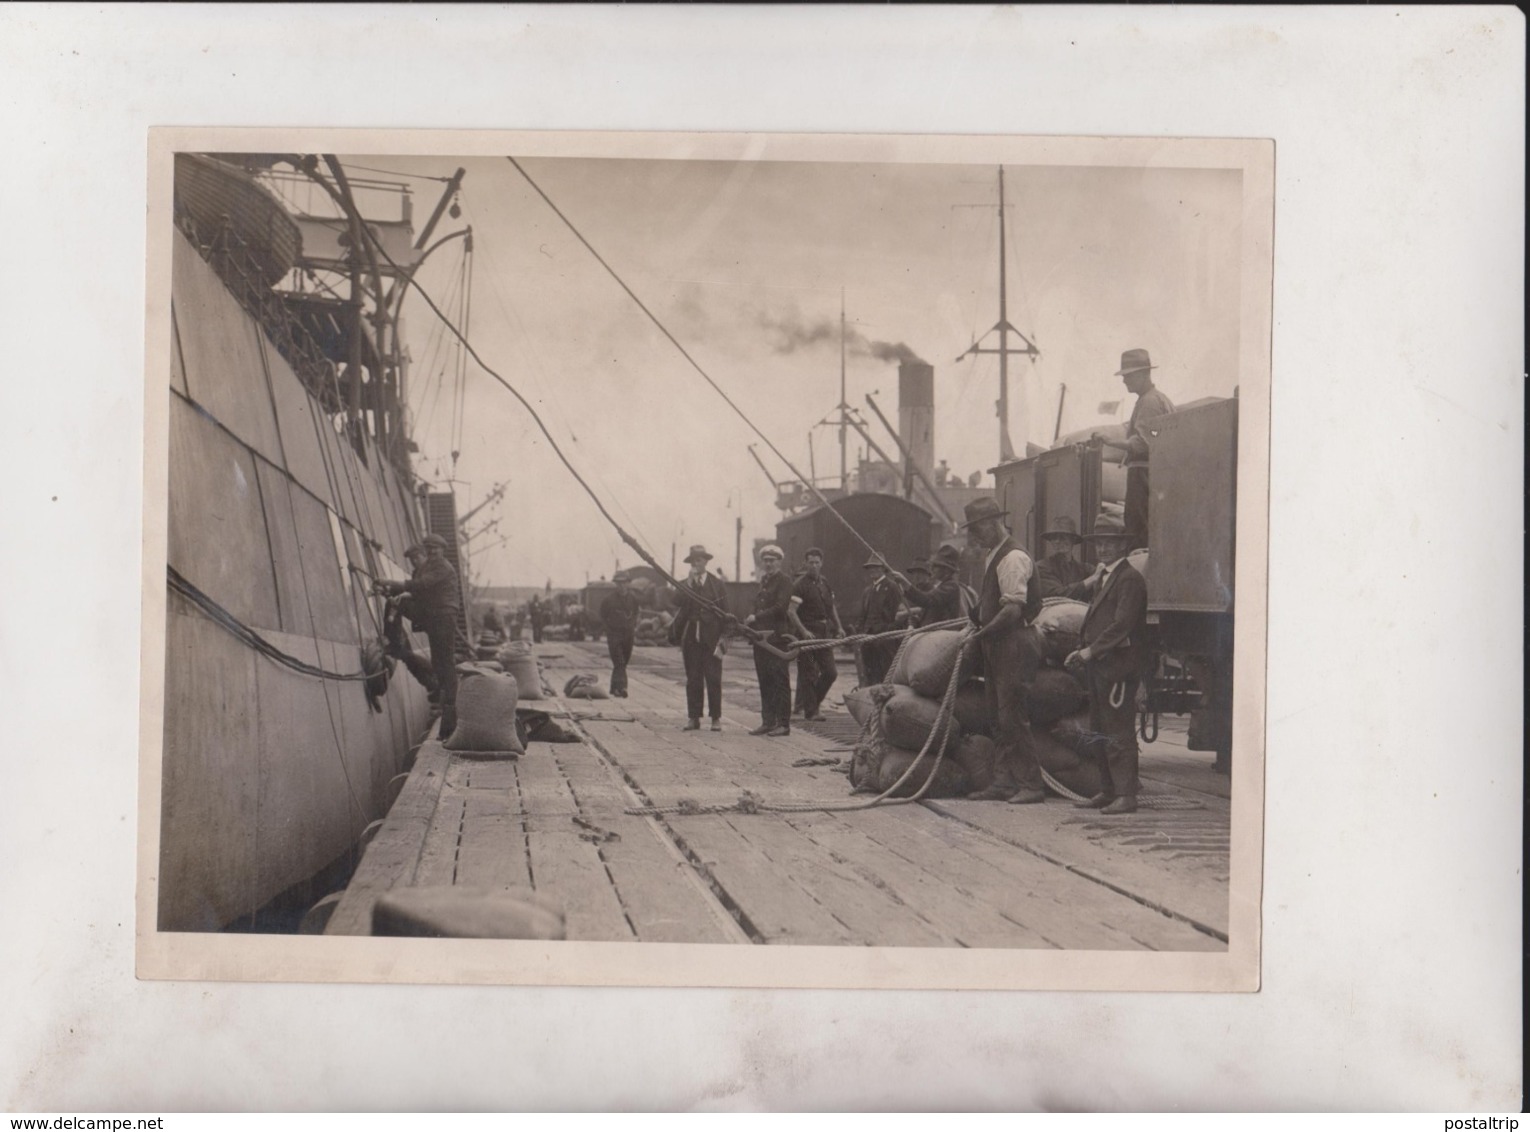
[[842, 631, 985, 798], [635, 609, 675, 646], [904, 601, 1106, 799]]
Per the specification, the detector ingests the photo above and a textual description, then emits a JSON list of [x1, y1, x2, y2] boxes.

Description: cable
[[168, 565, 382, 682], [502, 156, 898, 572]]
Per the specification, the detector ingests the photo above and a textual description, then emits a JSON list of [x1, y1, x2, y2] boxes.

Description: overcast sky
[[328, 154, 1243, 588]]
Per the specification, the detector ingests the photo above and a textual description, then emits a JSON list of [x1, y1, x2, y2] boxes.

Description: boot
[[1101, 795, 1138, 815], [438, 705, 458, 741], [710, 719, 723, 732], [682, 718, 701, 731]]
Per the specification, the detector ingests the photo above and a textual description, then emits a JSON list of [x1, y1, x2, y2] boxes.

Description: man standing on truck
[[374, 533, 461, 740], [1096, 348, 1174, 550], [1066, 514, 1149, 815], [960, 497, 1047, 805], [600, 571, 641, 698]]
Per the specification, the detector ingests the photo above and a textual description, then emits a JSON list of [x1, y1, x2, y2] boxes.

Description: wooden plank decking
[[327, 640, 1230, 950]]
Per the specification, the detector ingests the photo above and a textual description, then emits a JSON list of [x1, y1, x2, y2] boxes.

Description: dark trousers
[[422, 614, 459, 730], [753, 640, 792, 727], [860, 638, 897, 686], [1125, 466, 1150, 549], [981, 629, 1044, 793], [682, 637, 723, 720], [531, 620, 544, 644], [607, 630, 635, 695], [1086, 666, 1141, 796], [384, 609, 439, 699], [795, 628, 838, 717]]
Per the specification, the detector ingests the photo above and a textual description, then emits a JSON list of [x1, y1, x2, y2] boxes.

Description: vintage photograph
[[141, 131, 1271, 988]]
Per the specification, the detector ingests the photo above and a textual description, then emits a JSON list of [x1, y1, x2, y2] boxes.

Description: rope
[[503, 156, 906, 571], [168, 565, 386, 683], [621, 629, 975, 817]]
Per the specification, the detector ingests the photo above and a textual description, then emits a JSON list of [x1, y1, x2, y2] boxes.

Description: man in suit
[[790, 547, 844, 721], [744, 544, 795, 736], [960, 497, 1047, 805], [374, 533, 461, 739], [1034, 516, 1099, 600], [1095, 348, 1175, 550], [857, 557, 904, 686], [599, 571, 642, 698], [669, 545, 728, 732], [1066, 515, 1149, 814]]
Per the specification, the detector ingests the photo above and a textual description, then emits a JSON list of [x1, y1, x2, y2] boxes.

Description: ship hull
[[160, 227, 430, 932]]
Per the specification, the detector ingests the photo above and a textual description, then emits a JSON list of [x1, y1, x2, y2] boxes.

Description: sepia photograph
[[140, 130, 1271, 988]]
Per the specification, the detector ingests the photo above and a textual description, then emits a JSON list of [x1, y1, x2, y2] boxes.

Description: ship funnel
[[898, 361, 935, 486]]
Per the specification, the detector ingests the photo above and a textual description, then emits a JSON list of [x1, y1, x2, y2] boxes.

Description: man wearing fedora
[[1096, 348, 1175, 550], [855, 556, 904, 686], [1066, 513, 1150, 815], [669, 545, 728, 731], [1034, 515, 1101, 600], [790, 547, 844, 722], [744, 544, 795, 736], [600, 570, 642, 698], [895, 543, 971, 625], [960, 497, 1047, 804]]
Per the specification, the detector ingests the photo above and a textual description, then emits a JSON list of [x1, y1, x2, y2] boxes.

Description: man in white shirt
[[960, 497, 1047, 804]]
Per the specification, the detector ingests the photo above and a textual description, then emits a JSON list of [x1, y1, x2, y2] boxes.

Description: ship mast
[[839, 290, 848, 491], [956, 165, 1040, 464]]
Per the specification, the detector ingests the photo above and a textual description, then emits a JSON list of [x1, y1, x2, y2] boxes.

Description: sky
[[321, 153, 1244, 589]]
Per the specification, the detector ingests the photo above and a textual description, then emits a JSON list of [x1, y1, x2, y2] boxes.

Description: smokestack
[[898, 360, 935, 486]]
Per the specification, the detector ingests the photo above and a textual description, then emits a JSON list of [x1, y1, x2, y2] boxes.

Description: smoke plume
[[758, 307, 926, 366]]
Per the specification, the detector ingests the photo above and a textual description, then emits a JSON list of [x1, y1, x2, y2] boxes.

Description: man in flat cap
[[374, 532, 462, 739], [669, 545, 728, 731], [380, 544, 440, 703], [1066, 513, 1149, 814], [856, 555, 904, 686], [790, 546, 844, 722], [1095, 348, 1174, 550], [960, 497, 1046, 804], [744, 544, 795, 736]]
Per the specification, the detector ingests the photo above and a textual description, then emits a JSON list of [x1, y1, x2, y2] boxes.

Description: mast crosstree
[[955, 166, 1040, 464]]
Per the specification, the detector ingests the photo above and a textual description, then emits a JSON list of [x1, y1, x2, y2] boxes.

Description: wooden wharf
[[325, 641, 1231, 950]]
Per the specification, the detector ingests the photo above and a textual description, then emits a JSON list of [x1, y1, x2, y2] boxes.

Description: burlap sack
[[1035, 599, 1088, 666], [443, 670, 524, 754], [887, 629, 968, 698], [843, 685, 876, 727], [879, 685, 962, 753], [1027, 668, 1089, 726], [871, 745, 971, 798], [1040, 709, 1107, 798]]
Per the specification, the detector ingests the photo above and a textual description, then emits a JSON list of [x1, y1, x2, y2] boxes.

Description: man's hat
[[908, 557, 930, 576], [1041, 515, 1083, 542], [684, 544, 713, 564], [930, 544, 962, 572], [1114, 348, 1156, 377], [960, 497, 1008, 529], [804, 546, 825, 559], [404, 543, 426, 558], [759, 544, 784, 561], [1084, 512, 1130, 540], [421, 533, 448, 549], [613, 570, 632, 582], [862, 555, 888, 569]]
